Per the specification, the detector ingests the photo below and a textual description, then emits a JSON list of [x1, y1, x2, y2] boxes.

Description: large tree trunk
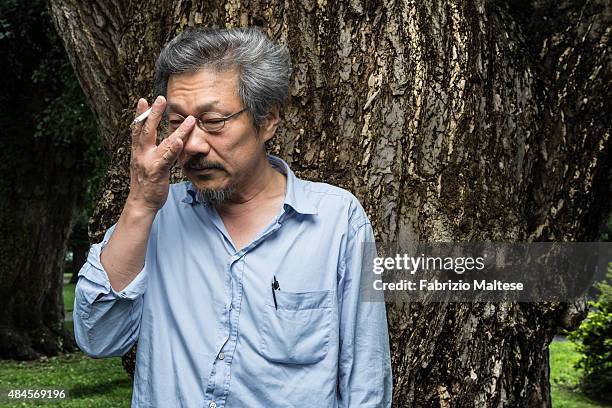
[[48, 0, 611, 406]]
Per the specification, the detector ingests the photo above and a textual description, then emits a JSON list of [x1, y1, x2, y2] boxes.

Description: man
[[74, 27, 392, 407]]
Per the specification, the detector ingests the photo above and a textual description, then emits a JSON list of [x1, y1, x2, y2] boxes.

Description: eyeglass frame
[[163, 107, 248, 133]]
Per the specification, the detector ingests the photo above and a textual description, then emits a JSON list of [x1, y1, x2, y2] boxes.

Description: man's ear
[[259, 104, 281, 142]]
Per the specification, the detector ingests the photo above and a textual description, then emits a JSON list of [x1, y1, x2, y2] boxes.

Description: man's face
[[166, 68, 278, 196]]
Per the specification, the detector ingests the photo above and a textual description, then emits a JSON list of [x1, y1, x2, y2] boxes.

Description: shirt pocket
[[260, 289, 332, 365]]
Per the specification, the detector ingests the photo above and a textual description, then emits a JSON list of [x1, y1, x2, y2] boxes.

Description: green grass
[[0, 273, 132, 407], [0, 353, 132, 407], [550, 340, 610, 407]]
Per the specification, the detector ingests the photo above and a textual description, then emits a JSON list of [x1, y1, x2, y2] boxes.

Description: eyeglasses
[[164, 108, 247, 133]]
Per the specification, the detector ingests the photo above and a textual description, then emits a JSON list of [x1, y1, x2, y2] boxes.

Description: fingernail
[[154, 95, 163, 105], [184, 116, 195, 125]]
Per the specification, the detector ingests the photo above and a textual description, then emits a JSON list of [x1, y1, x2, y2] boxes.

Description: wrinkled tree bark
[[49, 0, 611, 406]]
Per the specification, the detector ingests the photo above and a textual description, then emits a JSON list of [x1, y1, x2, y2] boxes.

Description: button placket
[[205, 255, 237, 403], [215, 258, 245, 405], [212, 255, 243, 407]]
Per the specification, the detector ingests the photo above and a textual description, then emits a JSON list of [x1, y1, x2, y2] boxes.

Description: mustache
[[184, 157, 225, 171]]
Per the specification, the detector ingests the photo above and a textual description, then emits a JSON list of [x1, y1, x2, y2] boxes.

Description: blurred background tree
[[566, 219, 612, 403], [0, 0, 108, 360], [569, 268, 612, 403]]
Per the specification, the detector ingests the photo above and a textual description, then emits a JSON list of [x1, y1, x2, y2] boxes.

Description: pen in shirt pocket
[[271, 275, 281, 310]]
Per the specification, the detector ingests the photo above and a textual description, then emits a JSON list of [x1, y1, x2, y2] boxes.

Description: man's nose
[[182, 125, 211, 156]]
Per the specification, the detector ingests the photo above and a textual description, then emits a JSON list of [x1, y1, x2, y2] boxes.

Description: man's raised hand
[[128, 96, 195, 212]]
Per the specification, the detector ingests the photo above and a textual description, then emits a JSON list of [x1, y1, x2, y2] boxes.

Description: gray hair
[[154, 27, 291, 128]]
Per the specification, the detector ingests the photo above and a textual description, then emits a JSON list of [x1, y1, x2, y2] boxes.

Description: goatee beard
[[196, 185, 236, 204]]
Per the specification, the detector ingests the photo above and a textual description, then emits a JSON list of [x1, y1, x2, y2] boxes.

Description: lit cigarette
[[132, 107, 153, 124]]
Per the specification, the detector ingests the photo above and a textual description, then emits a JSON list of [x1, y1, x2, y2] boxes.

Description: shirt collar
[[182, 155, 318, 215]]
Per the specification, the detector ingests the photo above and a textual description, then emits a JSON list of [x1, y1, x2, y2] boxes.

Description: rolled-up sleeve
[[337, 219, 393, 407], [73, 225, 148, 358]]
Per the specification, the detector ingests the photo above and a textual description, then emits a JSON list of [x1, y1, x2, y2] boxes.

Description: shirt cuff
[[78, 230, 148, 301]]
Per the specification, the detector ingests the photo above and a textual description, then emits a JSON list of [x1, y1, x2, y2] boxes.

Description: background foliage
[[569, 268, 612, 403], [0, 0, 107, 206]]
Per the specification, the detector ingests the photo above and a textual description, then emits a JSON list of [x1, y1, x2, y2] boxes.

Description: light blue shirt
[[74, 155, 392, 408]]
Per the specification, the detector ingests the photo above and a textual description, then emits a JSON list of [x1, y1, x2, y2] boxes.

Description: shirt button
[[218, 352, 225, 360], [209, 402, 217, 408]]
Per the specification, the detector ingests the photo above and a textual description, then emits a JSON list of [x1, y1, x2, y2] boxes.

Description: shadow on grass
[[70, 377, 132, 398]]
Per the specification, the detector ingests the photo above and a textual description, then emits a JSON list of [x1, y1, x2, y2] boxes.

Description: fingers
[[131, 98, 149, 149], [131, 95, 166, 150], [167, 115, 196, 144], [160, 138, 184, 168], [139, 95, 166, 147], [158, 116, 196, 168], [136, 98, 148, 114]]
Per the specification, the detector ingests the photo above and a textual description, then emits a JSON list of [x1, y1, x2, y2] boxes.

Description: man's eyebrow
[[167, 100, 220, 114]]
